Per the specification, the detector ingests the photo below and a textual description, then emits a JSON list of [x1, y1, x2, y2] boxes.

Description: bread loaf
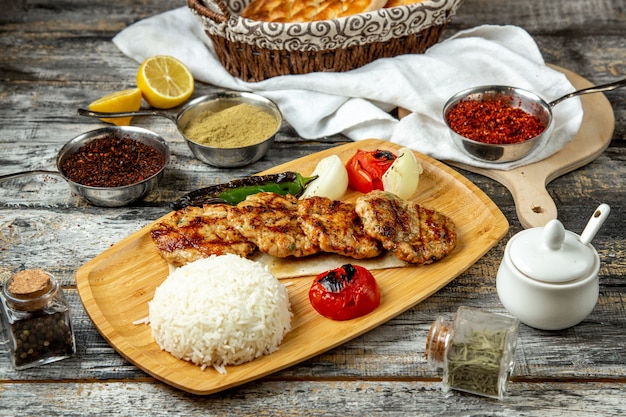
[[241, 0, 388, 22], [383, 0, 426, 7]]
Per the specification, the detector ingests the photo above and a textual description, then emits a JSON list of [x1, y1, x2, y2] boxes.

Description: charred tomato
[[346, 149, 396, 193], [309, 264, 381, 321]]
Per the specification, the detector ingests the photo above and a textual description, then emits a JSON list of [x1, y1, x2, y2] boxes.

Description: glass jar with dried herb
[[425, 306, 519, 400], [0, 269, 76, 370]]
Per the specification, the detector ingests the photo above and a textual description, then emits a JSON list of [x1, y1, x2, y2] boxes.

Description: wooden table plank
[[1, 0, 625, 414], [0, 380, 625, 416]]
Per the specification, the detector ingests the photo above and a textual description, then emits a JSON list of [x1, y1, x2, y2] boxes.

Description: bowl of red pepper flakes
[[443, 85, 552, 163], [57, 126, 170, 207]]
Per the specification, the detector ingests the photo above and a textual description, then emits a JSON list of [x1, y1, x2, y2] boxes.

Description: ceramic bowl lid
[[509, 219, 596, 283]]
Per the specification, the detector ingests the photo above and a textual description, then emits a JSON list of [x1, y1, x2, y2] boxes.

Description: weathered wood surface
[[0, 0, 625, 415]]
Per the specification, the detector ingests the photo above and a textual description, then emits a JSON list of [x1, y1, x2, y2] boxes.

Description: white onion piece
[[381, 147, 423, 200], [300, 154, 349, 200]]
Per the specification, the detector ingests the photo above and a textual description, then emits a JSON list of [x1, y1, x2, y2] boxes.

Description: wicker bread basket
[[187, 0, 464, 82]]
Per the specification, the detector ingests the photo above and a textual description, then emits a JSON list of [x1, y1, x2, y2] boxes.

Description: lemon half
[[136, 56, 194, 109]]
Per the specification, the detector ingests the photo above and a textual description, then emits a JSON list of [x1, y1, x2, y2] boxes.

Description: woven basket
[[187, 0, 464, 82]]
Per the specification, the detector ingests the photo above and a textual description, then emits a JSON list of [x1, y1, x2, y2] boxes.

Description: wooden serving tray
[[76, 139, 508, 395]]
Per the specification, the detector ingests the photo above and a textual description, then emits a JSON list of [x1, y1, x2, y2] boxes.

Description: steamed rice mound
[[148, 254, 292, 373]]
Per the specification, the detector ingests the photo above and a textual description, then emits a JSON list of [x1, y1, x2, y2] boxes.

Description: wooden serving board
[[76, 139, 508, 395], [401, 66, 615, 229]]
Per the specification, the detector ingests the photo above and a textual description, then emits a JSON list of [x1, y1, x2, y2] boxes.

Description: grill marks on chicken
[[227, 192, 320, 258], [297, 196, 382, 259], [150, 191, 456, 267], [150, 204, 257, 267], [355, 190, 457, 264]]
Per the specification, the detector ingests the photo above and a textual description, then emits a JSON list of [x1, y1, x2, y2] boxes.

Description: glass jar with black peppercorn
[[0, 269, 76, 370]]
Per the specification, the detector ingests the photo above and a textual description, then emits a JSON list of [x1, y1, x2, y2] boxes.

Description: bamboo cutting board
[[76, 139, 508, 395]]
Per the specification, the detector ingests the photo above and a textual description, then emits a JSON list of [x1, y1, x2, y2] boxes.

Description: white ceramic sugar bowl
[[496, 204, 610, 330]]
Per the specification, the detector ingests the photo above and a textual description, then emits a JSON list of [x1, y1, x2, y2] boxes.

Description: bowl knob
[[543, 219, 565, 251]]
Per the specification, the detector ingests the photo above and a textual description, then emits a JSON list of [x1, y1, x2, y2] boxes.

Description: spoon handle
[[77, 108, 175, 121], [579, 203, 611, 245], [0, 170, 62, 182], [550, 78, 626, 107]]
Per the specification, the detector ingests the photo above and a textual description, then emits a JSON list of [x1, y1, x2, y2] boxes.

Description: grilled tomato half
[[309, 264, 381, 321], [346, 149, 396, 193]]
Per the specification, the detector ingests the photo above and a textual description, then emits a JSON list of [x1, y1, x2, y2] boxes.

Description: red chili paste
[[447, 99, 546, 145]]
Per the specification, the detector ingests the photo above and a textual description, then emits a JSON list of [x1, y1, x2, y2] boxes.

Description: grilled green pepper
[[170, 171, 317, 210]]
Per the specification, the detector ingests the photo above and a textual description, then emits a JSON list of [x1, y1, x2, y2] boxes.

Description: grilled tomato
[[309, 264, 381, 321], [346, 149, 396, 193]]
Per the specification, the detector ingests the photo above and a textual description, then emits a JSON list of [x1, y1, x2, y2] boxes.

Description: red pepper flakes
[[61, 136, 165, 187], [447, 98, 546, 145]]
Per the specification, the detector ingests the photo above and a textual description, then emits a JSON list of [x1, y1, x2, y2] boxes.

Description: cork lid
[[425, 317, 452, 369], [3, 269, 57, 311]]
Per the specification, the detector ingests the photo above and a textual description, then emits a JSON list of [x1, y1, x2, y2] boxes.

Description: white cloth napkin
[[113, 7, 583, 170]]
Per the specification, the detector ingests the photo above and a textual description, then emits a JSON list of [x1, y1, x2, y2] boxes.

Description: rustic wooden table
[[1, 0, 624, 415]]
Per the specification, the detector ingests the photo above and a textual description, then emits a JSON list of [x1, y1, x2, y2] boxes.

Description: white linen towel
[[113, 7, 583, 170]]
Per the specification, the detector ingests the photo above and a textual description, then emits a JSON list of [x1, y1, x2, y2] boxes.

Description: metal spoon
[[78, 92, 282, 168], [0, 126, 169, 207], [0, 169, 62, 182], [77, 108, 177, 122]]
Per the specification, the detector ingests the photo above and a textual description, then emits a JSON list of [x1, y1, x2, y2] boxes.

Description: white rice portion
[[148, 254, 292, 373]]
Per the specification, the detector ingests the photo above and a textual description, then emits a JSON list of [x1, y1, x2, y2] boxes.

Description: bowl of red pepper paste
[[443, 85, 552, 163], [57, 126, 170, 207]]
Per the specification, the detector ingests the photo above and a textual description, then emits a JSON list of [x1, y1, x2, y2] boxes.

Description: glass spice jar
[[425, 306, 519, 400], [0, 269, 76, 370]]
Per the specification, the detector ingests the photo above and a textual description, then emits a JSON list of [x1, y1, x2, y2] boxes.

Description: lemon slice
[[382, 147, 424, 200], [136, 56, 194, 109], [88, 88, 142, 126]]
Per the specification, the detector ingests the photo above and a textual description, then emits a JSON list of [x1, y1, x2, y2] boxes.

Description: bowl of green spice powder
[[177, 92, 282, 168]]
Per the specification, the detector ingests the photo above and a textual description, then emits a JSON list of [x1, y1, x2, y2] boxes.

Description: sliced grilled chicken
[[355, 190, 457, 264], [228, 192, 320, 258], [150, 204, 256, 267], [297, 196, 382, 259]]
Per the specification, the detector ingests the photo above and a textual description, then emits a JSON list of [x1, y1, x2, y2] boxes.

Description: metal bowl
[[175, 92, 282, 168], [56, 126, 170, 207], [443, 85, 553, 163]]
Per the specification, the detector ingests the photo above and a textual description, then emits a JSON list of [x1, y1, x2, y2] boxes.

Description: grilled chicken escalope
[[297, 196, 382, 259], [150, 191, 456, 267], [227, 192, 320, 258], [355, 190, 457, 264], [150, 204, 257, 267]]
